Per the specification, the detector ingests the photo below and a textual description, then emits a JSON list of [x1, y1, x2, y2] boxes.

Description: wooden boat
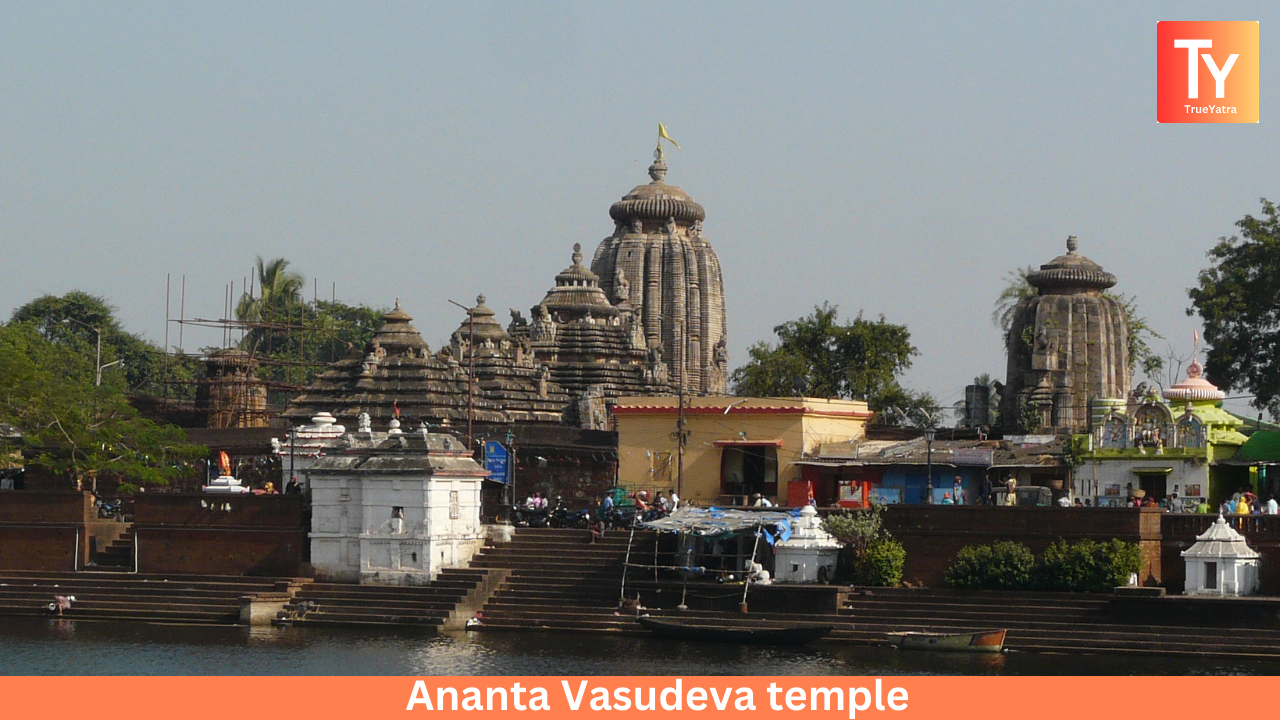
[[637, 616, 833, 646], [885, 629, 1007, 653]]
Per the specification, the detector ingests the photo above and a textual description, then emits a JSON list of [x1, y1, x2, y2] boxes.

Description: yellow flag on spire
[[658, 122, 680, 149]]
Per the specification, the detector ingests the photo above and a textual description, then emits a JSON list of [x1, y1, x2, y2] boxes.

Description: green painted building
[[1073, 358, 1256, 510]]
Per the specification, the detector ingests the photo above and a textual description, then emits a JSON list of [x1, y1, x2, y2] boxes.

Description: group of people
[[630, 490, 678, 515], [523, 492, 550, 510], [1219, 491, 1279, 515]]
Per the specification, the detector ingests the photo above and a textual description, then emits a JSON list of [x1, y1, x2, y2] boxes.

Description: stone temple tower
[[1001, 236, 1131, 433], [589, 148, 729, 394]]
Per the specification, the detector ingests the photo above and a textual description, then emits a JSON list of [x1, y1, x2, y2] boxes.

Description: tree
[[9, 291, 198, 398], [1188, 198, 1280, 417], [730, 303, 935, 418], [993, 268, 1164, 381], [0, 322, 205, 492], [821, 506, 906, 587], [991, 265, 1037, 341], [236, 256, 305, 322], [230, 257, 386, 392]]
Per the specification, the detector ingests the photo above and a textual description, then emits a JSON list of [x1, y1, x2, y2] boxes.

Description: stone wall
[[0, 491, 89, 571], [133, 494, 307, 576], [1161, 514, 1280, 595], [875, 505, 1163, 588]]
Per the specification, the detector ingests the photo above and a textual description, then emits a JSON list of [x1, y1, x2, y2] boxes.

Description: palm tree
[[991, 265, 1036, 336], [236, 257, 304, 323]]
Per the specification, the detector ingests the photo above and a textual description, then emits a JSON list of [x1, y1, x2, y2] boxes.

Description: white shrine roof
[[1181, 515, 1260, 559], [775, 505, 842, 550]]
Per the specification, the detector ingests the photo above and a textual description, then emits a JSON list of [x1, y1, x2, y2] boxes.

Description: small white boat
[[886, 629, 1006, 653]]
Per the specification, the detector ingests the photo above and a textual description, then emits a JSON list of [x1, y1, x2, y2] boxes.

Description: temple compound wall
[[132, 494, 307, 576], [0, 491, 88, 571]]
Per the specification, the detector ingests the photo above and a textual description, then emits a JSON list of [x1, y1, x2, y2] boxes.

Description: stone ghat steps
[[296, 584, 472, 601], [839, 604, 1106, 624], [470, 528, 662, 627], [476, 596, 1280, 660], [0, 587, 262, 606], [0, 577, 287, 597], [0, 600, 237, 623], [281, 610, 447, 627], [93, 531, 135, 569], [469, 548, 651, 565], [475, 606, 1280, 658], [0, 570, 294, 588], [487, 587, 621, 601], [480, 574, 626, 589], [277, 569, 490, 629], [0, 572, 292, 624]]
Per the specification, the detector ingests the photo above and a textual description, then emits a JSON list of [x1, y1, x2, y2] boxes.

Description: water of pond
[[1, 618, 1276, 676]]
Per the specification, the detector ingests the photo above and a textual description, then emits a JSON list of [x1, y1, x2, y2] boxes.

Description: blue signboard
[[484, 441, 509, 484]]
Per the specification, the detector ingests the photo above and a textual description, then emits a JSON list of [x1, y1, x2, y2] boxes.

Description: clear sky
[[2, 2, 1276, 415]]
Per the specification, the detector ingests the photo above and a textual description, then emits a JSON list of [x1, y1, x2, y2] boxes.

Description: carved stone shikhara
[[285, 155, 728, 431], [590, 157, 729, 395], [1002, 236, 1131, 433]]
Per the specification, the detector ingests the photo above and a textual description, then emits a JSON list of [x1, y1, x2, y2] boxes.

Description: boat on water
[[885, 629, 1007, 653], [637, 616, 833, 646]]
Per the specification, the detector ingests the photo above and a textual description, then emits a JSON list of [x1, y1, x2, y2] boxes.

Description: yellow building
[[612, 397, 873, 507]]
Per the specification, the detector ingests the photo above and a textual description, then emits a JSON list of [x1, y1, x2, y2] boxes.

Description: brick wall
[[133, 494, 307, 576], [874, 506, 1163, 588], [0, 491, 89, 570]]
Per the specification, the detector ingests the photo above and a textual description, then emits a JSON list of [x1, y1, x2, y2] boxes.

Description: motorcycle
[[549, 498, 590, 529], [96, 498, 123, 521], [602, 505, 638, 529], [510, 504, 549, 528]]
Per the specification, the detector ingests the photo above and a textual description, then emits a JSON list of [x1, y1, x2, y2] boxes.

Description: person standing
[[1267, 496, 1279, 515], [1003, 479, 1018, 507], [952, 476, 965, 505], [669, 491, 680, 512]]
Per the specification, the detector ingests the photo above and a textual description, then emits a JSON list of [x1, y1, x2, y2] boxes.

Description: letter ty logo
[[1157, 21, 1258, 123]]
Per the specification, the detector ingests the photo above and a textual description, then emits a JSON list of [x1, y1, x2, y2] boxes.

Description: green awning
[[1236, 430, 1280, 462]]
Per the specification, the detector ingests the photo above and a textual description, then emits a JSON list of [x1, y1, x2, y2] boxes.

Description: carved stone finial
[[476, 294, 486, 306], [648, 159, 668, 183], [571, 243, 582, 265], [394, 297, 402, 310], [1066, 235, 1079, 254]]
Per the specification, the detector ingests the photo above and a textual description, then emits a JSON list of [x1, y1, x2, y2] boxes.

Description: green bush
[[1037, 539, 1142, 592], [945, 539, 1144, 592], [944, 541, 1037, 590], [850, 539, 906, 587], [822, 506, 905, 587]]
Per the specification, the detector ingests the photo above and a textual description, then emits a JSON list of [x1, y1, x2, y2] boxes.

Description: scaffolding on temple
[[157, 273, 353, 428]]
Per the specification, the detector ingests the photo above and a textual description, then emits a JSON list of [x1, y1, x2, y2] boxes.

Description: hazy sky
[[2, 2, 1276, 414]]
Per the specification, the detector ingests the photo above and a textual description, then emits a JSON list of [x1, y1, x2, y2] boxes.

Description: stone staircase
[[466, 530, 1280, 659], [276, 568, 501, 629], [834, 587, 1280, 658], [91, 529, 135, 570], [471, 527, 660, 631], [0, 571, 294, 624]]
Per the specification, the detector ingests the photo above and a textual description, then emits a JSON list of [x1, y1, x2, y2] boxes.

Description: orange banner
[[0, 676, 1241, 720]]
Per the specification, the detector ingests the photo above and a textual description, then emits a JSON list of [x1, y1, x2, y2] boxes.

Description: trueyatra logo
[[1157, 21, 1259, 123]]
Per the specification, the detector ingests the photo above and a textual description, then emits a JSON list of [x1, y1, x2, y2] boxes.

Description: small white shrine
[[273, 412, 348, 489], [1181, 515, 1260, 597], [204, 451, 249, 494], [304, 426, 486, 585], [773, 505, 842, 583]]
